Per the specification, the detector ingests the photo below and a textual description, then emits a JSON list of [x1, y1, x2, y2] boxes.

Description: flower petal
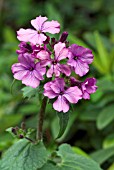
[[51, 78, 65, 93], [54, 42, 67, 60], [64, 86, 82, 103], [74, 60, 89, 77], [18, 54, 35, 68], [42, 20, 60, 34], [43, 89, 58, 99], [31, 16, 47, 30], [53, 95, 69, 113], [37, 50, 51, 66], [17, 28, 37, 42], [22, 72, 40, 88], [11, 63, 28, 80], [59, 64, 71, 76]]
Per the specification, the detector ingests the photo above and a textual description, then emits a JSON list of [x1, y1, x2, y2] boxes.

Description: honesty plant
[[12, 15, 97, 113], [0, 16, 101, 170]]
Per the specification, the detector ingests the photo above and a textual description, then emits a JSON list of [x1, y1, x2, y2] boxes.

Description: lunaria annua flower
[[44, 78, 82, 112], [11, 53, 46, 88], [70, 77, 97, 99], [67, 44, 94, 76], [17, 16, 60, 45], [37, 42, 71, 77], [11, 15, 97, 112]]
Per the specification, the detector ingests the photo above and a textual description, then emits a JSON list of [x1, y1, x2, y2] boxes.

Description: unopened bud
[[59, 31, 68, 43], [19, 134, 24, 139]]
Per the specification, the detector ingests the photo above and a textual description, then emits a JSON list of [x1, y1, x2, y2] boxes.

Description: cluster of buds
[[11, 123, 35, 142], [11, 16, 97, 113]]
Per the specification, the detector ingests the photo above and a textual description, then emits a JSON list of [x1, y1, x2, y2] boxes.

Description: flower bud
[[59, 31, 68, 43]]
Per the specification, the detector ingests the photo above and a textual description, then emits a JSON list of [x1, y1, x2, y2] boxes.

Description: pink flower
[[44, 78, 82, 113], [17, 16, 60, 45], [70, 77, 97, 99], [81, 78, 97, 99], [68, 44, 94, 76], [11, 53, 46, 88], [37, 42, 71, 77]]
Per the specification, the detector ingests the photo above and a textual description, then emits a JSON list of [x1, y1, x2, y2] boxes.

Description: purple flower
[[81, 78, 97, 99], [17, 16, 60, 45], [37, 42, 71, 77], [44, 78, 82, 113], [11, 53, 46, 88], [67, 44, 94, 76], [70, 77, 97, 99], [16, 42, 33, 54]]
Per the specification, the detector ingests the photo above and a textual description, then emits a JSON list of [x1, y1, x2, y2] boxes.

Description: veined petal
[[74, 60, 89, 77], [47, 65, 54, 78], [51, 78, 65, 93], [31, 16, 47, 30], [43, 89, 58, 99], [30, 33, 47, 45], [64, 86, 82, 103], [35, 62, 46, 75], [18, 54, 35, 68], [83, 91, 90, 99], [37, 50, 51, 66], [17, 28, 37, 42], [11, 63, 26, 73], [42, 20, 60, 34], [54, 42, 66, 60], [53, 95, 69, 113], [59, 64, 71, 76], [22, 72, 40, 88]]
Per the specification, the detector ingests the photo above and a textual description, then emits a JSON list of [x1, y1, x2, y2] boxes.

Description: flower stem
[[36, 96, 47, 141]]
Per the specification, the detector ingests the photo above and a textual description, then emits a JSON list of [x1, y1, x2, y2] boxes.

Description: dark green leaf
[[56, 111, 69, 139], [56, 144, 102, 170], [97, 104, 114, 129], [0, 139, 48, 170], [90, 147, 114, 164]]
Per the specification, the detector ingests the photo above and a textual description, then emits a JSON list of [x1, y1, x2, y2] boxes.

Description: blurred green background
[[1, 0, 114, 169]]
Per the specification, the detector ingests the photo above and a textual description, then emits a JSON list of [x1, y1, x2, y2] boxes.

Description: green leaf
[[40, 162, 58, 170], [22, 86, 39, 99], [56, 111, 69, 139], [56, 144, 102, 170], [90, 147, 114, 164], [108, 163, 114, 170], [97, 104, 114, 129], [103, 134, 114, 149], [0, 139, 48, 170], [40, 144, 102, 170], [94, 31, 109, 71], [72, 146, 90, 158]]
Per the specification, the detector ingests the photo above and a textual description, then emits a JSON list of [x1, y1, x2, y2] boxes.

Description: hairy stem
[[37, 97, 47, 141]]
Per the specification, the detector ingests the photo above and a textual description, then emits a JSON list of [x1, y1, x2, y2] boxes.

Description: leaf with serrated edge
[[1, 139, 48, 170]]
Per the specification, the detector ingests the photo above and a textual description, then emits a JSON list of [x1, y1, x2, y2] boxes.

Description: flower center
[[74, 56, 78, 60], [52, 60, 57, 65], [38, 30, 41, 34], [60, 91, 63, 95], [29, 67, 34, 71]]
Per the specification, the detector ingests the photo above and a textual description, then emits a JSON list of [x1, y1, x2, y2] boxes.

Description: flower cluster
[[12, 16, 97, 113]]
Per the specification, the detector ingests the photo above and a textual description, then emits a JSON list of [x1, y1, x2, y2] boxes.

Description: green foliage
[[0, 140, 102, 170], [22, 86, 39, 99], [0, 139, 48, 170], [56, 111, 69, 139], [1, 0, 114, 169], [97, 104, 114, 129], [40, 144, 102, 170], [90, 147, 114, 165]]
